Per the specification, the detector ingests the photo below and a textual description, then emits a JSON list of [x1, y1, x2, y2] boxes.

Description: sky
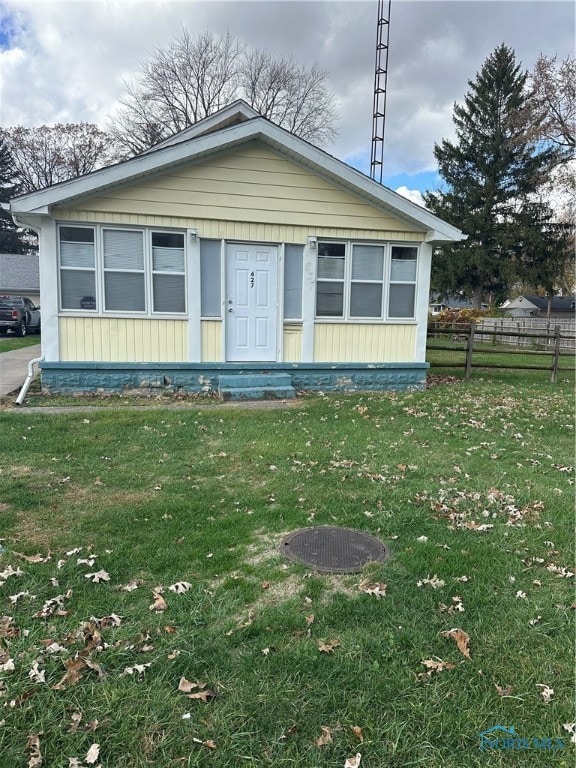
[[0, 0, 574, 205]]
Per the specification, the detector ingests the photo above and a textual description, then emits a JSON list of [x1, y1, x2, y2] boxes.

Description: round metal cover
[[280, 526, 390, 573]]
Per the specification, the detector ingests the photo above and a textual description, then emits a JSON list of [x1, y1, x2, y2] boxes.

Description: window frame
[[57, 223, 188, 317], [314, 240, 419, 322]]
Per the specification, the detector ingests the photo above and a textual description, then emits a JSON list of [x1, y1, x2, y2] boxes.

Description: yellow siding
[[283, 324, 302, 362], [314, 324, 416, 363], [57, 143, 425, 237], [201, 320, 222, 361], [59, 317, 187, 362]]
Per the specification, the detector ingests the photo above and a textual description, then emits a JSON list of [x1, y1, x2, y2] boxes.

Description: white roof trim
[[12, 114, 465, 242], [141, 100, 261, 154]]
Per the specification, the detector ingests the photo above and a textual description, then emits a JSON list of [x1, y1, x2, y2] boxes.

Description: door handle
[[228, 308, 233, 312]]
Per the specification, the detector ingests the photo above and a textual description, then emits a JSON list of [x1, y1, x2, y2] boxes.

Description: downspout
[[15, 354, 44, 406]]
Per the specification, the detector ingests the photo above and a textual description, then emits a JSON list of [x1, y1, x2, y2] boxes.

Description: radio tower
[[370, 0, 392, 183]]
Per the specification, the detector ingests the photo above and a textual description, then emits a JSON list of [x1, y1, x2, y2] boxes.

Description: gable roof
[[506, 295, 576, 312], [11, 101, 465, 243], [0, 252, 40, 292]]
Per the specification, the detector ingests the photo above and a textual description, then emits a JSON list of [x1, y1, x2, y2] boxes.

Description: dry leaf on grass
[[84, 743, 100, 764], [494, 683, 513, 697], [536, 683, 554, 703], [28, 661, 46, 684], [351, 725, 364, 742], [563, 722, 576, 744], [359, 581, 387, 598], [149, 589, 168, 612], [192, 737, 217, 750], [84, 570, 110, 584], [119, 579, 142, 592], [315, 726, 333, 746], [26, 733, 43, 768], [418, 658, 456, 678], [417, 575, 445, 589], [344, 753, 362, 768], [318, 639, 341, 653], [178, 677, 216, 702], [441, 628, 471, 658], [123, 663, 151, 676], [52, 657, 87, 690], [13, 552, 50, 564], [168, 582, 192, 594]]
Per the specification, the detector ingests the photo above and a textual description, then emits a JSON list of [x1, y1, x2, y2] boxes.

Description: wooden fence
[[476, 317, 576, 352], [427, 321, 575, 382]]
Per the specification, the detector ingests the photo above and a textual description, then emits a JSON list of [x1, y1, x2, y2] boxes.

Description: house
[[503, 294, 576, 319], [10, 101, 464, 396], [429, 293, 488, 314], [0, 252, 40, 305]]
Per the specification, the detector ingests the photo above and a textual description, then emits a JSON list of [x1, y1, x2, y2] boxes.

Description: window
[[350, 244, 384, 317], [152, 232, 185, 313], [200, 240, 221, 317], [315, 241, 418, 320], [316, 242, 345, 317], [389, 246, 417, 318], [58, 225, 188, 315], [59, 226, 96, 310], [284, 244, 303, 319]]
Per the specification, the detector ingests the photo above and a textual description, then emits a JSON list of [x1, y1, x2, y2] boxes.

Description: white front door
[[225, 243, 278, 361]]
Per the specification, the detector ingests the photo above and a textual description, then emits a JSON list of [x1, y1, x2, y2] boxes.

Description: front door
[[225, 243, 278, 361]]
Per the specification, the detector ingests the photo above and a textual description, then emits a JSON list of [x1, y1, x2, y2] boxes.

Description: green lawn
[[0, 334, 41, 354], [0, 378, 574, 767]]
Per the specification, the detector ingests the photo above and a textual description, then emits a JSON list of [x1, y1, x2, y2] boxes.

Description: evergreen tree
[[424, 45, 562, 307], [0, 137, 31, 253]]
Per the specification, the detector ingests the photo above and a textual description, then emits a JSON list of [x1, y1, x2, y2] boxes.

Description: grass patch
[[0, 335, 41, 354], [0, 379, 574, 766]]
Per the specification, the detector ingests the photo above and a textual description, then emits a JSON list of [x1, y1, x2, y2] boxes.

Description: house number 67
[[250, 271, 255, 288]]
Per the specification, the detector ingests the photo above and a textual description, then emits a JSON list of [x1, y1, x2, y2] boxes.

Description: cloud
[[395, 186, 426, 207]]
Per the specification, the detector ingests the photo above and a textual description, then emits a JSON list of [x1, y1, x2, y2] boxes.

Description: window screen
[[103, 229, 145, 312], [152, 232, 185, 313], [59, 226, 96, 310], [284, 244, 303, 319], [200, 240, 221, 317]]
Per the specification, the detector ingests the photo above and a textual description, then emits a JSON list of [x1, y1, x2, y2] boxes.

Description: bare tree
[[240, 51, 337, 144], [525, 54, 575, 150], [1, 123, 120, 194], [107, 29, 338, 155]]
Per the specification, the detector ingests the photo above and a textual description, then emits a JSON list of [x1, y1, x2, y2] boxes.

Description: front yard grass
[[0, 378, 574, 766]]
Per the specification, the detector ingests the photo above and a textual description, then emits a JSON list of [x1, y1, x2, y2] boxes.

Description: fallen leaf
[[280, 724, 297, 740], [85, 743, 100, 764], [494, 683, 513, 697], [84, 570, 110, 584], [305, 614, 315, 627], [119, 579, 142, 592], [69, 712, 83, 733], [26, 733, 43, 768], [13, 551, 50, 564], [52, 657, 87, 690], [562, 722, 576, 744], [536, 683, 554, 703], [168, 582, 192, 594], [28, 661, 46, 684], [123, 663, 151, 676], [441, 628, 471, 658], [344, 753, 362, 768], [149, 589, 168, 612], [359, 581, 387, 598], [192, 737, 217, 750], [417, 575, 445, 589], [315, 726, 333, 746], [351, 725, 364, 742], [318, 639, 341, 653], [178, 677, 203, 693], [418, 658, 456, 678], [186, 690, 216, 702]]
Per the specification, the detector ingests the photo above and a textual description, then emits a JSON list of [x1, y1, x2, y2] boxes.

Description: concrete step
[[219, 385, 296, 401], [218, 373, 293, 390], [218, 373, 295, 401]]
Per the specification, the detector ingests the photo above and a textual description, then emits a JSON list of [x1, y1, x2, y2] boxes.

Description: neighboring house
[[10, 101, 464, 396], [503, 295, 576, 319], [429, 293, 487, 315], [0, 252, 40, 305]]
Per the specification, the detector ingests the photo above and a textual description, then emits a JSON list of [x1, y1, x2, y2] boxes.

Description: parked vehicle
[[0, 296, 41, 336]]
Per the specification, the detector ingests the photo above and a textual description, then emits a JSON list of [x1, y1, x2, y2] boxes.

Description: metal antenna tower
[[370, 0, 392, 183]]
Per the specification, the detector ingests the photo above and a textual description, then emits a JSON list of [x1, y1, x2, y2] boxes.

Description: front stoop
[[218, 373, 296, 401]]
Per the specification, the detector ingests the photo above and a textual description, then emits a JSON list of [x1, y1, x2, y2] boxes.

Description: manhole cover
[[280, 526, 390, 573]]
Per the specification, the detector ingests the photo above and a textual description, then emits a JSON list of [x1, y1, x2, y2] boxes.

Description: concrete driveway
[[0, 343, 42, 396]]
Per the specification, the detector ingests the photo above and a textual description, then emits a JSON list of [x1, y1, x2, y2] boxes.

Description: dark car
[[0, 296, 41, 336]]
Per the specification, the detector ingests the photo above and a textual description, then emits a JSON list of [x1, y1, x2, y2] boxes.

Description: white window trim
[[314, 240, 420, 322], [57, 223, 188, 318]]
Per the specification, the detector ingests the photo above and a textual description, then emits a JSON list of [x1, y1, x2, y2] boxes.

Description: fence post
[[550, 326, 561, 383], [465, 321, 476, 379]]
